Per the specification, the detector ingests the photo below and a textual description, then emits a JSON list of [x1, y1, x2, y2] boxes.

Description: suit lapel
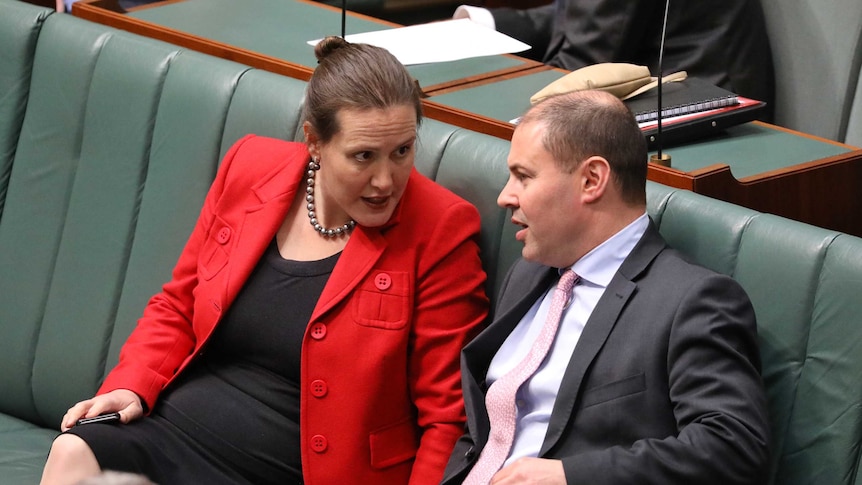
[[465, 263, 557, 388], [462, 263, 557, 446], [540, 222, 667, 455], [539, 275, 637, 455]]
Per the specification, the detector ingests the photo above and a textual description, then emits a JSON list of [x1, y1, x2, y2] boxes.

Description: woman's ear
[[303, 121, 320, 159]]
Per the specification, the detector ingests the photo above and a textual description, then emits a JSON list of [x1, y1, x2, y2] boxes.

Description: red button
[[374, 272, 392, 290], [310, 435, 328, 453], [310, 323, 327, 340], [216, 226, 231, 244], [310, 379, 328, 397]]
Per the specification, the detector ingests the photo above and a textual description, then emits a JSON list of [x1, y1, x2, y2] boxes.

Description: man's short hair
[[519, 91, 648, 205]]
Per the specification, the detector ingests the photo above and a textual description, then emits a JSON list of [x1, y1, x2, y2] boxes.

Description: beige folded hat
[[530, 63, 687, 104]]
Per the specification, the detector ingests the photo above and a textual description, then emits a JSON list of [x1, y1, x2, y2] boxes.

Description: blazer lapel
[[540, 222, 667, 455], [310, 225, 387, 322], [309, 170, 417, 323], [220, 154, 304, 310]]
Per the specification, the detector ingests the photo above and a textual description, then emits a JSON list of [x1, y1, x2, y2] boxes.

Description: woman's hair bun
[[315, 36, 350, 63]]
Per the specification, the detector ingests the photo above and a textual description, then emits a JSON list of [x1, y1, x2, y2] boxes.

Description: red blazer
[[99, 135, 489, 484]]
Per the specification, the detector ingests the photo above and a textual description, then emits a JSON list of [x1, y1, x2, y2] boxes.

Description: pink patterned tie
[[464, 269, 579, 485]]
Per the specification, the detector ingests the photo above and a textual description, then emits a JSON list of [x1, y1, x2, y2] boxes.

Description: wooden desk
[[648, 125, 862, 237], [423, 68, 862, 236], [72, 0, 862, 237], [73, 0, 542, 93]]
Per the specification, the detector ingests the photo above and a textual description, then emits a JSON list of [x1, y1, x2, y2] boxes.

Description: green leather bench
[[2, 1, 862, 483]]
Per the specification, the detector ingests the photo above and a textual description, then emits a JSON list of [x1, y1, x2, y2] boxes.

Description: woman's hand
[[60, 389, 144, 431]]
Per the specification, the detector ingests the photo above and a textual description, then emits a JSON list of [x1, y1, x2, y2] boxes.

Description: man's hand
[[491, 457, 566, 484]]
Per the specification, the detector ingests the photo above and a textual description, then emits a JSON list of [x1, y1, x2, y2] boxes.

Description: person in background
[[442, 90, 769, 484], [41, 35, 488, 485], [455, 0, 775, 119]]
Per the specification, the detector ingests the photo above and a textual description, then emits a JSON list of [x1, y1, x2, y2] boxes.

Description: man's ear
[[580, 156, 611, 203], [303, 121, 320, 159]]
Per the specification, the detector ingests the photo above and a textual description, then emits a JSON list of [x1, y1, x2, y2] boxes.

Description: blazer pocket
[[199, 217, 232, 281], [581, 373, 646, 409], [369, 417, 419, 469], [353, 271, 411, 330]]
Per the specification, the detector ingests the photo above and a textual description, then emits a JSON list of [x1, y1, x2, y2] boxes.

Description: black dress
[[68, 240, 340, 485]]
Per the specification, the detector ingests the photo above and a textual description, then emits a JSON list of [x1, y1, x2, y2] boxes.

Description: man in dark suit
[[441, 90, 770, 484], [456, 0, 775, 120]]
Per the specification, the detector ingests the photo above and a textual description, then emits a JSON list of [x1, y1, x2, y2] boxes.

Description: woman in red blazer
[[41, 37, 488, 485]]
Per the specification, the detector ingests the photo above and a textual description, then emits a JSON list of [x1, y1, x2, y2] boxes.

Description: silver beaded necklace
[[306, 158, 356, 237]]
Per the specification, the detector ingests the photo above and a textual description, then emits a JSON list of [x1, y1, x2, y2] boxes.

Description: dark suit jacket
[[442, 222, 770, 484], [492, 0, 775, 119]]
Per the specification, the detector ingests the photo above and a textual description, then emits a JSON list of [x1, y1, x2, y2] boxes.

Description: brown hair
[[303, 36, 423, 142], [520, 91, 648, 205]]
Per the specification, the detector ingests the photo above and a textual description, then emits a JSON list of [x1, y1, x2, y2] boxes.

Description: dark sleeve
[[547, 0, 655, 70], [489, 4, 556, 62], [441, 431, 477, 485], [440, 258, 526, 485], [562, 274, 770, 484], [440, 270, 503, 485], [491, 0, 656, 70]]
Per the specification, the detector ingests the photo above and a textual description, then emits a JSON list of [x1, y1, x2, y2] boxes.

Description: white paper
[[308, 18, 530, 66]]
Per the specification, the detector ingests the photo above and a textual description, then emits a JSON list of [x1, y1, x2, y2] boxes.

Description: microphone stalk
[[341, 0, 346, 39], [649, 0, 672, 167]]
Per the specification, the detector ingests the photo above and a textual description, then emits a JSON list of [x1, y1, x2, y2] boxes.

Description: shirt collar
[[564, 213, 648, 288]]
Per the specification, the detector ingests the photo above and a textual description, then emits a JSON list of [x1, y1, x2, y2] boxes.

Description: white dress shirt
[[453, 5, 497, 30], [486, 213, 649, 466]]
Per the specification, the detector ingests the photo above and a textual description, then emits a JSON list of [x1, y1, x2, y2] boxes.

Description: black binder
[[624, 77, 767, 149]]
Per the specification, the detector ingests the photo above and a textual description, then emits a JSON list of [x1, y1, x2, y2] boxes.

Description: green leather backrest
[[220, 68, 308, 156], [646, 182, 862, 485], [0, 12, 273, 427], [0, 1, 52, 221], [433, 128, 514, 305], [414, 118, 459, 181], [94, 50, 256, 387], [0, 12, 104, 424]]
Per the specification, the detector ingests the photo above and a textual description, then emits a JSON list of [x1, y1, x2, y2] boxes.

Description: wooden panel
[[648, 145, 862, 236]]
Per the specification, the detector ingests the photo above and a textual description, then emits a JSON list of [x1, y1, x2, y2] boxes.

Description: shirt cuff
[[453, 5, 496, 30]]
